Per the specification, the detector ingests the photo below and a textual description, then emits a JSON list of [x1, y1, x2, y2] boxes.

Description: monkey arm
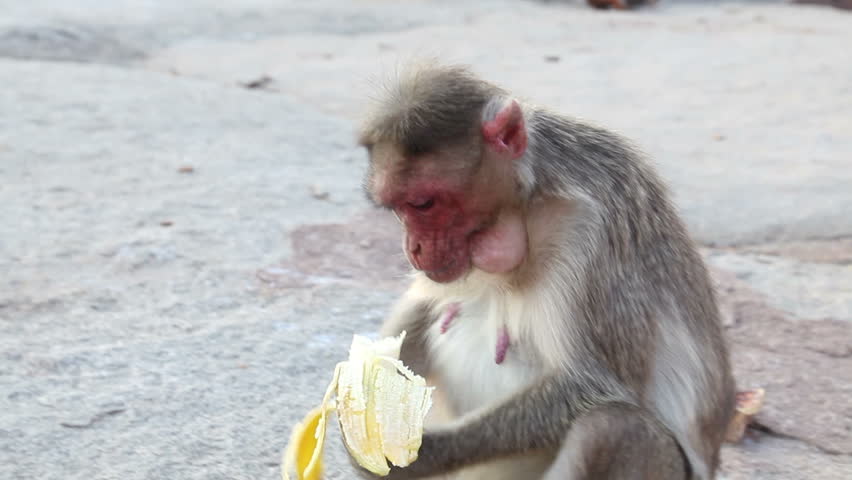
[[382, 366, 632, 479]]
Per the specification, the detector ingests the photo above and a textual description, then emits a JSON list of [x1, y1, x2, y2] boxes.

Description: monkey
[[353, 63, 735, 480]]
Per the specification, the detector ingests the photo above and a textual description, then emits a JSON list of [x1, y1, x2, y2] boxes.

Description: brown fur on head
[[359, 64, 504, 156], [360, 64, 530, 283]]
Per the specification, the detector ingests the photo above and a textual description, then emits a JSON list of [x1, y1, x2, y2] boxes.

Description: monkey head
[[362, 98, 529, 284]]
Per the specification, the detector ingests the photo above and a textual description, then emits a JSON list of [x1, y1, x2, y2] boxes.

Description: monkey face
[[396, 190, 482, 284], [363, 145, 490, 283], [366, 149, 525, 284], [361, 97, 530, 284]]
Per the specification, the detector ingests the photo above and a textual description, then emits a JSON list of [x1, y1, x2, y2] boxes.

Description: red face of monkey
[[378, 174, 490, 283], [365, 100, 529, 284]]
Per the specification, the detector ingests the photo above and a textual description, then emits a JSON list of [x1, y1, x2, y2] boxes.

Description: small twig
[[240, 75, 275, 90], [60, 408, 126, 429]]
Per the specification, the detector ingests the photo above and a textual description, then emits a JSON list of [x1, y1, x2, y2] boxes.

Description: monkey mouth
[[405, 230, 476, 284], [422, 257, 470, 284]]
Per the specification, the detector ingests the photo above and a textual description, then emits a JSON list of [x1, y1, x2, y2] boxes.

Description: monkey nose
[[406, 234, 422, 257], [405, 237, 424, 270]]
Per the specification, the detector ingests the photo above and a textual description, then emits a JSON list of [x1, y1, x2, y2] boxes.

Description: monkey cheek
[[470, 211, 528, 274]]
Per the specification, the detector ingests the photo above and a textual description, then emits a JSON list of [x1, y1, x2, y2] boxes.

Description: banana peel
[[282, 332, 434, 480], [282, 405, 326, 480]]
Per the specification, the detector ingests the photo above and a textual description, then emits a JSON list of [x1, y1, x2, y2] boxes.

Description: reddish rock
[[259, 211, 409, 291], [713, 267, 852, 455], [721, 435, 852, 479], [742, 238, 852, 265]]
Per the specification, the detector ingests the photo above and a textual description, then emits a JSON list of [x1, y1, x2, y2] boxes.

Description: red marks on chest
[[495, 325, 511, 365], [438, 303, 512, 365], [439, 302, 461, 334]]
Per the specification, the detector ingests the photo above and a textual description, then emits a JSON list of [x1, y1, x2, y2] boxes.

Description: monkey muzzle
[[404, 232, 472, 284]]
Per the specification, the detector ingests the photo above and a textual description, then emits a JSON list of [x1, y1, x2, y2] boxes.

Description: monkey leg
[[544, 404, 689, 480]]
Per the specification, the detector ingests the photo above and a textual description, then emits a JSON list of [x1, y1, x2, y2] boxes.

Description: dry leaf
[[725, 388, 765, 443]]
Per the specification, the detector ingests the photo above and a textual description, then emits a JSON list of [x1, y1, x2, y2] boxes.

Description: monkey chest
[[424, 299, 543, 416]]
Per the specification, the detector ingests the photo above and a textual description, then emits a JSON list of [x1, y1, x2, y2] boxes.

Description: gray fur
[[544, 404, 691, 479], [359, 63, 504, 156], [524, 110, 735, 477], [358, 63, 735, 480]]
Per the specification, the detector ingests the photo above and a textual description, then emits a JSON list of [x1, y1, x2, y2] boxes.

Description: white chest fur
[[420, 281, 554, 480], [424, 284, 544, 417], [407, 271, 563, 480]]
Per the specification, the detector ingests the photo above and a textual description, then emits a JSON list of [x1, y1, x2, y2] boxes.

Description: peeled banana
[[282, 332, 434, 480]]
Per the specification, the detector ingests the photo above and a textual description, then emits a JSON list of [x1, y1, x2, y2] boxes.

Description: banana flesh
[[282, 332, 434, 480]]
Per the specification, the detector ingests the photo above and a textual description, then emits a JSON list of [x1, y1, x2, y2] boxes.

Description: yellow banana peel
[[282, 332, 434, 480]]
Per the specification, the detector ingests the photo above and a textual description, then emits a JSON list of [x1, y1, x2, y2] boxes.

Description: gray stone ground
[[0, 1, 850, 479]]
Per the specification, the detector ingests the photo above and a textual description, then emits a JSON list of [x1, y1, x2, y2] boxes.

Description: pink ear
[[482, 100, 527, 159]]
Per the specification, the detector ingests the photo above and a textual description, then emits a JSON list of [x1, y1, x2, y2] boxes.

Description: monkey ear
[[482, 99, 528, 160]]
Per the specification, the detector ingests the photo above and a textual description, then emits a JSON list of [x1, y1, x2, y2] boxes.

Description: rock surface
[[1, 1, 850, 479]]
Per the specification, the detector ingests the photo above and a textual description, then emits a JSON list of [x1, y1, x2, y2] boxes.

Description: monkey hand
[[343, 429, 447, 480], [343, 454, 424, 480], [344, 449, 425, 479], [358, 429, 458, 480], [345, 460, 416, 480]]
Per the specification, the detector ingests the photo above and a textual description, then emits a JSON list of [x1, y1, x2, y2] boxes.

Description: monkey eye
[[408, 198, 435, 212]]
